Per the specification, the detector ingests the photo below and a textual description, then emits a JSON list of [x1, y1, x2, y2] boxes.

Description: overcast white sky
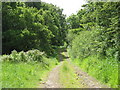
[[41, 0, 86, 17]]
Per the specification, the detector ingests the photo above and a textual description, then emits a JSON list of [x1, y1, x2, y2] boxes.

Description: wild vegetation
[[1, 49, 58, 88], [2, 2, 64, 88], [67, 2, 119, 88], [2, 2, 67, 55], [1, 1, 119, 88]]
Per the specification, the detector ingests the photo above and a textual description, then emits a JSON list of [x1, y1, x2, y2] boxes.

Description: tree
[[2, 2, 67, 55]]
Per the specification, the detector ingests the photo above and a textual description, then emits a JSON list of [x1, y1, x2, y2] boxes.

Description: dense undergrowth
[[1, 49, 58, 88], [66, 2, 119, 88], [67, 28, 119, 88]]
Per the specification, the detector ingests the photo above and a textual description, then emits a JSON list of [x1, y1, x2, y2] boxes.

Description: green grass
[[0, 61, 2, 89], [72, 56, 118, 88], [2, 57, 58, 88], [1, 49, 59, 88], [59, 61, 81, 88]]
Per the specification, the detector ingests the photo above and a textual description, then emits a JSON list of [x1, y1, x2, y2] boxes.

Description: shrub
[[1, 49, 45, 63]]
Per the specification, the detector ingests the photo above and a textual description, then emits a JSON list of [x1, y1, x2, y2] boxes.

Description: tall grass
[[1, 49, 58, 88], [0, 60, 2, 89], [2, 62, 46, 88], [72, 56, 118, 88]]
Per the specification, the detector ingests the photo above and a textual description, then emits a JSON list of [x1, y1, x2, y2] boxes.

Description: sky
[[41, 0, 86, 17]]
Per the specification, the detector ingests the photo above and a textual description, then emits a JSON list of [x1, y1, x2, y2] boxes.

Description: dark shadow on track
[[58, 48, 69, 62]]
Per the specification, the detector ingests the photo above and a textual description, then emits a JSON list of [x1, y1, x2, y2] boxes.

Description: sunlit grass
[[0, 61, 2, 89], [2, 57, 58, 88], [72, 56, 118, 88], [59, 61, 81, 88]]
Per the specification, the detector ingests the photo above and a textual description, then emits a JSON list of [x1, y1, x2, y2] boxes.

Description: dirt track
[[39, 50, 109, 88], [43, 62, 63, 88]]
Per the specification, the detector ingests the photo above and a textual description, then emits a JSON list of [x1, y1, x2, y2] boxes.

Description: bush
[[1, 49, 45, 63], [67, 27, 119, 88], [2, 49, 58, 88]]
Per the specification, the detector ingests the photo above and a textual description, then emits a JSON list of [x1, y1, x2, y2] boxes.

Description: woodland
[[1, 1, 119, 88]]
